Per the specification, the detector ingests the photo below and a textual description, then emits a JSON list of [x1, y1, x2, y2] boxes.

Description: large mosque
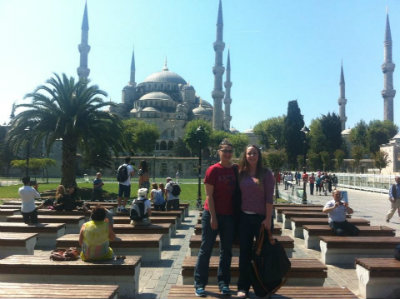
[[76, 1, 233, 154]]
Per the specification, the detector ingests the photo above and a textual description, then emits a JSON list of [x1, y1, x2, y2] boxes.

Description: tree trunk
[[61, 136, 78, 187]]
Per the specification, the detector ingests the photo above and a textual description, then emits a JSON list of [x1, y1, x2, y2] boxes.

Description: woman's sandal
[[237, 290, 248, 298]]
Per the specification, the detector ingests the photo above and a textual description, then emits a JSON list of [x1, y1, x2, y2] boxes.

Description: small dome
[[199, 99, 212, 108], [138, 91, 173, 102], [130, 108, 138, 113], [244, 128, 254, 134], [183, 84, 195, 91], [193, 105, 212, 115], [142, 107, 160, 113], [144, 70, 187, 85], [230, 127, 239, 134], [341, 128, 352, 135]]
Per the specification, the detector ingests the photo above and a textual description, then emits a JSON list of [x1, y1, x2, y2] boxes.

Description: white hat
[[138, 188, 148, 197]]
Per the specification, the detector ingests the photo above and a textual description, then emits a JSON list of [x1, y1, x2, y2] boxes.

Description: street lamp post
[[300, 125, 310, 204], [153, 144, 156, 182], [196, 126, 205, 210], [24, 127, 30, 177]]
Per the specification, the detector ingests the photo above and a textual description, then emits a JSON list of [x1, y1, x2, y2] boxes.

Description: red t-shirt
[[203, 163, 236, 215], [302, 173, 309, 182]]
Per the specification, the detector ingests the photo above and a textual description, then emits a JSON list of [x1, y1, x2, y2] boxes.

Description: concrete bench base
[[356, 265, 400, 299], [0, 255, 140, 299], [320, 243, 394, 265], [0, 233, 37, 258]]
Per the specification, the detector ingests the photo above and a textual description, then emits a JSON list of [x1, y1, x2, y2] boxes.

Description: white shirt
[[324, 199, 347, 223], [18, 185, 40, 213], [118, 164, 134, 186]]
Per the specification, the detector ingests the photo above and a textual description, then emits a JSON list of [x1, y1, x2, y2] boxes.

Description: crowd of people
[[281, 171, 338, 196]]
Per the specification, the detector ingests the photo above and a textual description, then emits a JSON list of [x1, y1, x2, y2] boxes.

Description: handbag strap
[[256, 224, 275, 255]]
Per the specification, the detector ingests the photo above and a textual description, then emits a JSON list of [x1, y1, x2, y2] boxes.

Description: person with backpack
[[193, 139, 237, 297], [151, 183, 166, 211], [116, 157, 135, 213], [165, 177, 180, 210], [130, 188, 152, 226], [386, 176, 400, 223]]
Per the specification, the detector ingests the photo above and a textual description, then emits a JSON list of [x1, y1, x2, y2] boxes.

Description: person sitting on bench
[[323, 189, 359, 236], [53, 185, 79, 211], [79, 205, 116, 261], [18, 176, 43, 224]]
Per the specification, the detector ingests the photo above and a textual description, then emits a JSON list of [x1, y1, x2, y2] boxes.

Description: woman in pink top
[[237, 145, 275, 298]]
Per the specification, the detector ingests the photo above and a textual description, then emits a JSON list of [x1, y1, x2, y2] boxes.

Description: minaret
[[122, 48, 136, 108], [382, 11, 396, 122], [212, 0, 225, 130], [77, 1, 90, 80], [224, 50, 232, 130], [338, 63, 347, 131]]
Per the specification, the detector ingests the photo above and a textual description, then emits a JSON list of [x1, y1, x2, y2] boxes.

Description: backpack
[[171, 182, 181, 196], [154, 190, 165, 205], [130, 198, 147, 221], [117, 165, 129, 182]]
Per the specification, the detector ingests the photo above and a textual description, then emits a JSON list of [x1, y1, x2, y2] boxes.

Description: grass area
[[0, 181, 287, 208]]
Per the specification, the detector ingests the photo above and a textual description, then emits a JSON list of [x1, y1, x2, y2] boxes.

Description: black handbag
[[232, 165, 242, 239], [249, 225, 291, 297]]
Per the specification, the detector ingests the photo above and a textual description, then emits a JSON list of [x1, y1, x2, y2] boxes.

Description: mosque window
[[168, 141, 174, 150], [160, 141, 167, 150], [171, 129, 175, 138]]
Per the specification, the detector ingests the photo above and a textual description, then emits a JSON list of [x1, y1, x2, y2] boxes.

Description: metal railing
[[336, 173, 394, 194]]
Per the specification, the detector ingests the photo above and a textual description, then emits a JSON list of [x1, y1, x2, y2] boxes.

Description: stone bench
[[0, 254, 141, 299], [113, 216, 177, 235], [356, 258, 400, 299], [6, 215, 85, 234], [282, 211, 337, 229], [291, 217, 370, 239], [167, 285, 359, 299], [0, 209, 19, 221], [0, 222, 66, 248], [275, 206, 323, 222], [37, 207, 115, 218], [319, 236, 400, 265], [146, 210, 184, 224], [193, 223, 282, 236], [112, 223, 172, 248], [189, 235, 294, 257], [303, 225, 395, 250], [181, 256, 327, 286], [0, 282, 119, 299], [0, 232, 38, 258], [56, 233, 162, 263]]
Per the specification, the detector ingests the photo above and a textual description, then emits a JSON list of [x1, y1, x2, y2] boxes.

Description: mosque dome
[[138, 91, 173, 102], [144, 69, 187, 85], [183, 84, 195, 91], [341, 128, 352, 135], [199, 99, 213, 108], [142, 107, 160, 112], [243, 128, 254, 134], [192, 105, 210, 116], [230, 127, 239, 134]]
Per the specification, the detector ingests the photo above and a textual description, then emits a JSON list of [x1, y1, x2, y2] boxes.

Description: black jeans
[[21, 209, 38, 224], [154, 203, 166, 211], [329, 221, 359, 236], [310, 183, 314, 195], [194, 210, 234, 289], [237, 212, 273, 292], [166, 199, 179, 210]]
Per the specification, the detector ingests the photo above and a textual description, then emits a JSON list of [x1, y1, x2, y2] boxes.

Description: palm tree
[[7, 73, 123, 187]]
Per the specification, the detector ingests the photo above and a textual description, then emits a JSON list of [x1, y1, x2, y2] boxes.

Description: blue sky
[[0, 0, 399, 131]]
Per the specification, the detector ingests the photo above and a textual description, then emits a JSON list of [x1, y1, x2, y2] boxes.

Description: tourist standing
[[322, 190, 358, 236], [138, 160, 150, 191], [92, 172, 104, 201], [117, 157, 135, 213], [386, 176, 400, 223], [309, 173, 315, 195], [236, 145, 275, 298], [151, 183, 166, 211], [18, 176, 42, 224], [194, 139, 236, 297], [165, 177, 180, 210]]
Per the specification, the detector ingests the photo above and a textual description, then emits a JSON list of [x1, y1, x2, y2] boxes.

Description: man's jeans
[[329, 220, 359, 236], [194, 210, 234, 289]]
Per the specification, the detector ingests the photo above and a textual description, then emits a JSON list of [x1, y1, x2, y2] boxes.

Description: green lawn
[[0, 182, 287, 208]]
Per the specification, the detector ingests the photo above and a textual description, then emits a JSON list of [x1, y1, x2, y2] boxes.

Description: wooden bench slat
[[303, 225, 395, 236], [320, 236, 400, 248], [0, 223, 66, 233], [291, 217, 370, 226], [7, 215, 85, 224]]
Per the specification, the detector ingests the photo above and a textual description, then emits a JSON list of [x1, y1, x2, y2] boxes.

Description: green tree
[[11, 158, 56, 180], [297, 155, 305, 169], [334, 149, 345, 171], [309, 119, 327, 153], [351, 145, 364, 172], [230, 133, 249, 157], [253, 116, 285, 150], [349, 120, 368, 148], [7, 73, 122, 187], [122, 119, 160, 155], [320, 113, 343, 155], [320, 151, 330, 171], [283, 100, 305, 169], [183, 119, 212, 154], [209, 130, 231, 154], [373, 150, 390, 173], [264, 149, 287, 171], [367, 120, 398, 153], [307, 151, 321, 170]]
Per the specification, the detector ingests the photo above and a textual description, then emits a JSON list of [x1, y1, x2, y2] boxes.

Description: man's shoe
[[220, 285, 231, 296], [195, 287, 206, 297]]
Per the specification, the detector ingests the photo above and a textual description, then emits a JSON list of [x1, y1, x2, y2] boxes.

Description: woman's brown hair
[[55, 185, 66, 200], [238, 145, 265, 184]]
